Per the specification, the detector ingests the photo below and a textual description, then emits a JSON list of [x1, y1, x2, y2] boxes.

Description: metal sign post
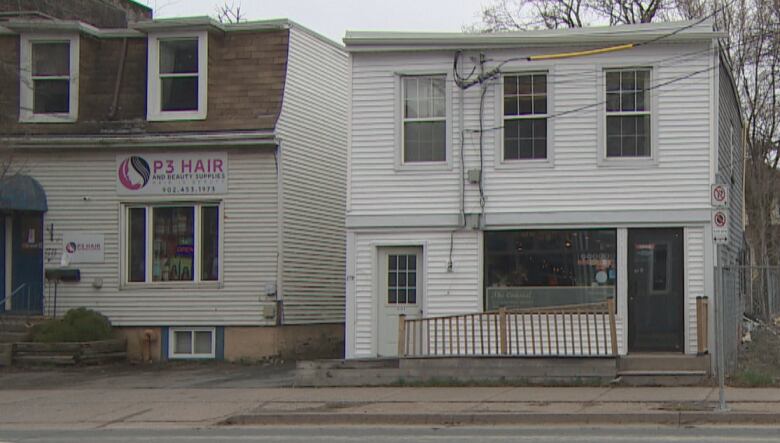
[[715, 266, 728, 411], [712, 183, 730, 411]]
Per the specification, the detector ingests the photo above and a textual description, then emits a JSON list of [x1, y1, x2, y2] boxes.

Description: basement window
[[169, 327, 215, 359], [19, 34, 79, 123], [147, 32, 208, 121]]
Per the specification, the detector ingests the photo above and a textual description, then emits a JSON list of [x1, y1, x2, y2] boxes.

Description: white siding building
[[344, 21, 743, 364]]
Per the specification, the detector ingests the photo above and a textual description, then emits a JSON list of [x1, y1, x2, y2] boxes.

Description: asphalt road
[[1, 426, 780, 442]]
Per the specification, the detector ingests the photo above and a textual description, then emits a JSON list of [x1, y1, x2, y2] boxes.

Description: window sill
[[147, 110, 207, 122], [395, 162, 452, 173], [120, 281, 222, 291], [598, 157, 658, 169], [495, 158, 554, 170], [20, 113, 77, 124], [169, 354, 215, 360]]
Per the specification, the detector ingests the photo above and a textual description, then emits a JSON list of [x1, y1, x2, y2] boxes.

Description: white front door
[[377, 247, 422, 357]]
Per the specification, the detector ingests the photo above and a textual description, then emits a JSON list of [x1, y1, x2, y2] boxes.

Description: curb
[[221, 411, 780, 427]]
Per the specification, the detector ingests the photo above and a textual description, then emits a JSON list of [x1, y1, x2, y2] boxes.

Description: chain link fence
[[715, 265, 780, 379]]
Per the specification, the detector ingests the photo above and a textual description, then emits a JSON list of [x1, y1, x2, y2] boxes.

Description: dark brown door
[[628, 228, 684, 352]]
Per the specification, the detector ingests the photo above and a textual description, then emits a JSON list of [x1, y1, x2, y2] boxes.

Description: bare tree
[[214, 0, 246, 24], [470, 0, 675, 31]]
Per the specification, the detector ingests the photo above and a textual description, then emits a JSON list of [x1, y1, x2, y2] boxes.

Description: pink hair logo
[[118, 156, 151, 190]]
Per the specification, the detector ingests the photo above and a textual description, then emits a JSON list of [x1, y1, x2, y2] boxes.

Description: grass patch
[[733, 369, 774, 387], [29, 308, 114, 343]]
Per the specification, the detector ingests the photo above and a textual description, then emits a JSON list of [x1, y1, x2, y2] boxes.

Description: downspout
[[458, 53, 466, 227], [274, 138, 285, 326], [107, 37, 128, 120]]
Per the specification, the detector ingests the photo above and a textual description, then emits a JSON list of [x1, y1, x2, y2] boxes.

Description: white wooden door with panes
[[377, 247, 423, 357]]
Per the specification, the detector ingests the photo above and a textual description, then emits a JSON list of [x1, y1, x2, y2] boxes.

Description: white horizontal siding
[[19, 148, 278, 326], [349, 42, 714, 218], [351, 230, 480, 358], [348, 229, 632, 358], [276, 26, 349, 324], [686, 226, 706, 352]]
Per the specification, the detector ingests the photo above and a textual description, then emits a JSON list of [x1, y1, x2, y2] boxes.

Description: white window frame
[[495, 70, 554, 169], [19, 33, 79, 123], [598, 66, 658, 167], [121, 201, 223, 288], [168, 327, 216, 359], [395, 72, 452, 171], [147, 31, 208, 121]]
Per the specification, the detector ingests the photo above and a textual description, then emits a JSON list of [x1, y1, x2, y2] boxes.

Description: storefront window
[[125, 203, 220, 284], [485, 229, 617, 309], [201, 205, 219, 281], [153, 207, 194, 282], [128, 208, 146, 282]]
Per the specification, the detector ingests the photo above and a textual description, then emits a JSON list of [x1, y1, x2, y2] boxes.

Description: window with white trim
[[402, 75, 446, 163], [605, 69, 651, 158], [169, 327, 215, 359], [147, 32, 208, 121], [19, 34, 79, 123], [126, 203, 220, 284], [503, 73, 548, 160]]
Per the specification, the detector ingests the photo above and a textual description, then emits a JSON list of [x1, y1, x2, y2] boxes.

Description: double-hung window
[[402, 76, 447, 163], [19, 34, 79, 122], [126, 203, 220, 284], [503, 73, 548, 160], [605, 69, 651, 158], [147, 32, 208, 121]]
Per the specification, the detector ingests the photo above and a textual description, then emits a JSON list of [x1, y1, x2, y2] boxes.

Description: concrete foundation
[[224, 323, 344, 362], [119, 323, 344, 362]]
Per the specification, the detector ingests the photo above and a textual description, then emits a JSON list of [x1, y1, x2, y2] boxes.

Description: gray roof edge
[[344, 20, 724, 50]]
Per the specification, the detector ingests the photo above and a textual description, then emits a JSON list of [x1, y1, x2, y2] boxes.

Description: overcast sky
[[138, 0, 489, 42]]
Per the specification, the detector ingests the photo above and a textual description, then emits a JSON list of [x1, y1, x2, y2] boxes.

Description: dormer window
[[147, 32, 208, 121], [19, 34, 79, 123]]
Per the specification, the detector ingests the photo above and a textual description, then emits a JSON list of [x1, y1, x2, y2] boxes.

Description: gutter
[[2, 131, 277, 150]]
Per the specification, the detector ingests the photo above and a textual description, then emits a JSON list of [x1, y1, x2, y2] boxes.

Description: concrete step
[[615, 370, 709, 387], [618, 354, 709, 373], [297, 358, 400, 371]]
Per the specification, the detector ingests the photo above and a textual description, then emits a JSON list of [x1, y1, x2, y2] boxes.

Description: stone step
[[13, 354, 76, 366], [618, 354, 709, 373], [0, 344, 12, 367], [0, 331, 29, 343]]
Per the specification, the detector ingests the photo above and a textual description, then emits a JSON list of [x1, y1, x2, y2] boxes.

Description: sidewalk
[[1, 365, 780, 429], [3, 384, 780, 428]]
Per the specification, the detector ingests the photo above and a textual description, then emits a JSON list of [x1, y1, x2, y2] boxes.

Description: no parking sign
[[712, 209, 729, 245]]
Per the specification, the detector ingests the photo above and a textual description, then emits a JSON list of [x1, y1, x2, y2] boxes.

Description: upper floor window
[[402, 75, 446, 163], [605, 69, 651, 158], [147, 32, 208, 121], [19, 34, 79, 123], [503, 73, 548, 160]]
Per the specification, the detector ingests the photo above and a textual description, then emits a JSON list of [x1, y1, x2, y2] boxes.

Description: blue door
[[11, 213, 44, 314], [0, 215, 5, 313]]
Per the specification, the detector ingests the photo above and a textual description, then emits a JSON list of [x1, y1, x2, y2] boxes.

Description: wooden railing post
[[398, 314, 406, 357], [499, 307, 508, 355], [697, 297, 709, 354], [606, 297, 618, 356]]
